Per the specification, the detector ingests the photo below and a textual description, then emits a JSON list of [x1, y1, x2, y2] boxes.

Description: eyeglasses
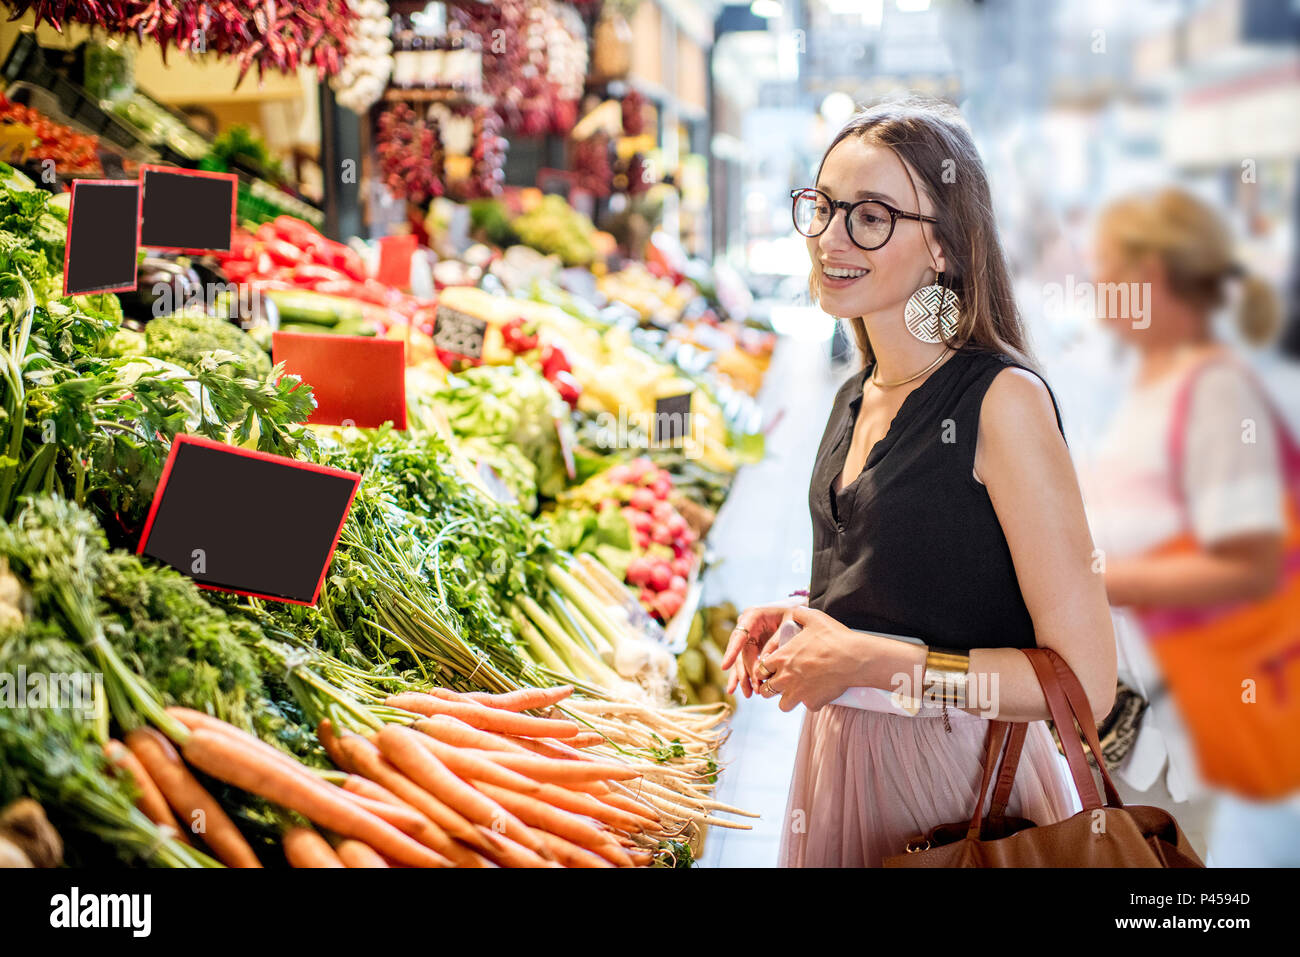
[[790, 187, 938, 251]]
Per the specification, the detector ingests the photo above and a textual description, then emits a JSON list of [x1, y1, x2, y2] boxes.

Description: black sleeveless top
[[808, 348, 1065, 651]]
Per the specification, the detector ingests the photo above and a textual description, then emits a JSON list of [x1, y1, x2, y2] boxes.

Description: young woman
[[1083, 187, 1294, 865], [720, 100, 1117, 868]]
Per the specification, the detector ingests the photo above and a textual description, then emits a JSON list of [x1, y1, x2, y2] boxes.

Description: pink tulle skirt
[[777, 702, 1078, 867]]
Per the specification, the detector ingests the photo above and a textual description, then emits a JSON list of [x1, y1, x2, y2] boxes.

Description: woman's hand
[[721, 597, 807, 698], [742, 606, 867, 712]]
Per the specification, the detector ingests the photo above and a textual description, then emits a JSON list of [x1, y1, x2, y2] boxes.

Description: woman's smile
[[820, 261, 872, 287]]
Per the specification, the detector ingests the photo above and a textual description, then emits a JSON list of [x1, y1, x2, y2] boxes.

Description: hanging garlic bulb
[[331, 0, 394, 114]]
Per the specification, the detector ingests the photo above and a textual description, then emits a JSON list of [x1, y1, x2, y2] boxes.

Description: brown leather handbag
[[883, 647, 1204, 868]]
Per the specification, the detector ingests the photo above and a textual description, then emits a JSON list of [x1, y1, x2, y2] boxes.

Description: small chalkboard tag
[[63, 179, 140, 296], [272, 330, 407, 430], [653, 392, 692, 446], [433, 305, 487, 360], [137, 434, 361, 605], [138, 166, 237, 253]]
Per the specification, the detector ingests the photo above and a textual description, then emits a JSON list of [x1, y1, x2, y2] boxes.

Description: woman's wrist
[[854, 631, 927, 691]]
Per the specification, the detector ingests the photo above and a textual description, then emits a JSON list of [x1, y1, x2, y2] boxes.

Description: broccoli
[[144, 313, 272, 377], [102, 327, 147, 358]]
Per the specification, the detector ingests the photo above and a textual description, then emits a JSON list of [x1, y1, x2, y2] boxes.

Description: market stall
[[0, 0, 776, 869]]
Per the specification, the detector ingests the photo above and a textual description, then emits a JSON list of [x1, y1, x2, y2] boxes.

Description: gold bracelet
[[923, 646, 971, 709]]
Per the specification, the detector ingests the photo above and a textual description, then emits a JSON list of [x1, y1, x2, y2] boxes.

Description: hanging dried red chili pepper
[[1, 0, 356, 84]]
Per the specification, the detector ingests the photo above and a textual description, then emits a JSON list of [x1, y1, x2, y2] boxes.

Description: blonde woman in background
[[1083, 187, 1297, 866]]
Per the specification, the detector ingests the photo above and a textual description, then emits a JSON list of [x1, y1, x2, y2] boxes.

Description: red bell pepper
[[552, 370, 582, 406], [221, 260, 257, 283], [228, 231, 256, 261], [310, 279, 364, 298], [540, 343, 572, 380], [312, 240, 367, 282], [291, 263, 347, 285], [251, 250, 275, 278], [272, 215, 321, 248], [263, 239, 305, 268]]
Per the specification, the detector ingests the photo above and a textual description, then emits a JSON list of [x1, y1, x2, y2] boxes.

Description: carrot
[[482, 750, 638, 785], [472, 780, 634, 867], [340, 774, 404, 807], [531, 782, 660, 834], [340, 788, 436, 835], [336, 840, 389, 868], [384, 693, 581, 738], [511, 730, 609, 750], [168, 711, 463, 862], [504, 734, 603, 762], [104, 739, 191, 845], [125, 728, 262, 868], [412, 716, 531, 754], [408, 736, 545, 795], [317, 719, 352, 770], [283, 827, 345, 868], [181, 728, 449, 869], [462, 685, 574, 712], [532, 829, 615, 868], [335, 733, 497, 866], [475, 828, 556, 868], [374, 724, 554, 860]]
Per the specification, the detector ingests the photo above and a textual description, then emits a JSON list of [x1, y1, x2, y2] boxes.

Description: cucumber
[[278, 321, 377, 338], [263, 289, 365, 327], [332, 318, 377, 337]]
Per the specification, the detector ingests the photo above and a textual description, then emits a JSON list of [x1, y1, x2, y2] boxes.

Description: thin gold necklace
[[870, 347, 953, 389]]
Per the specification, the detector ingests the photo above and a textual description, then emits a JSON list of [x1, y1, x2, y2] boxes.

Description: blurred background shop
[[701, 0, 1300, 868]]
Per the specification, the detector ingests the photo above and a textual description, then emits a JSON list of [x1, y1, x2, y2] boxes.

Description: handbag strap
[[962, 648, 1121, 834], [1023, 647, 1125, 809], [988, 717, 1027, 819], [966, 720, 1020, 839]]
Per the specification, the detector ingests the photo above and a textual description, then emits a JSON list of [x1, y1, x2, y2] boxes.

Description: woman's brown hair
[[809, 97, 1035, 369], [1095, 187, 1282, 346]]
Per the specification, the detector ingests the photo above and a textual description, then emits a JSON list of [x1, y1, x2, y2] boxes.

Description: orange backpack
[[1133, 358, 1300, 800]]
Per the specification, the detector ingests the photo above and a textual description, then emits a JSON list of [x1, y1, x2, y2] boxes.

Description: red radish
[[652, 501, 674, 522], [607, 464, 633, 484], [669, 575, 687, 594], [626, 558, 653, 587], [671, 557, 692, 578], [652, 477, 672, 500], [655, 591, 684, 621], [649, 564, 671, 592], [652, 524, 673, 546], [629, 489, 656, 512]]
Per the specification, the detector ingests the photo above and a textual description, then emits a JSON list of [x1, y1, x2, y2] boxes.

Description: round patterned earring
[[904, 273, 962, 344]]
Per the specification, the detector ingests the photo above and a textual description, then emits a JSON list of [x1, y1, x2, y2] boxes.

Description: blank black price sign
[[137, 435, 361, 605], [433, 305, 487, 359], [653, 392, 692, 446], [63, 179, 140, 296], [139, 165, 237, 253]]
